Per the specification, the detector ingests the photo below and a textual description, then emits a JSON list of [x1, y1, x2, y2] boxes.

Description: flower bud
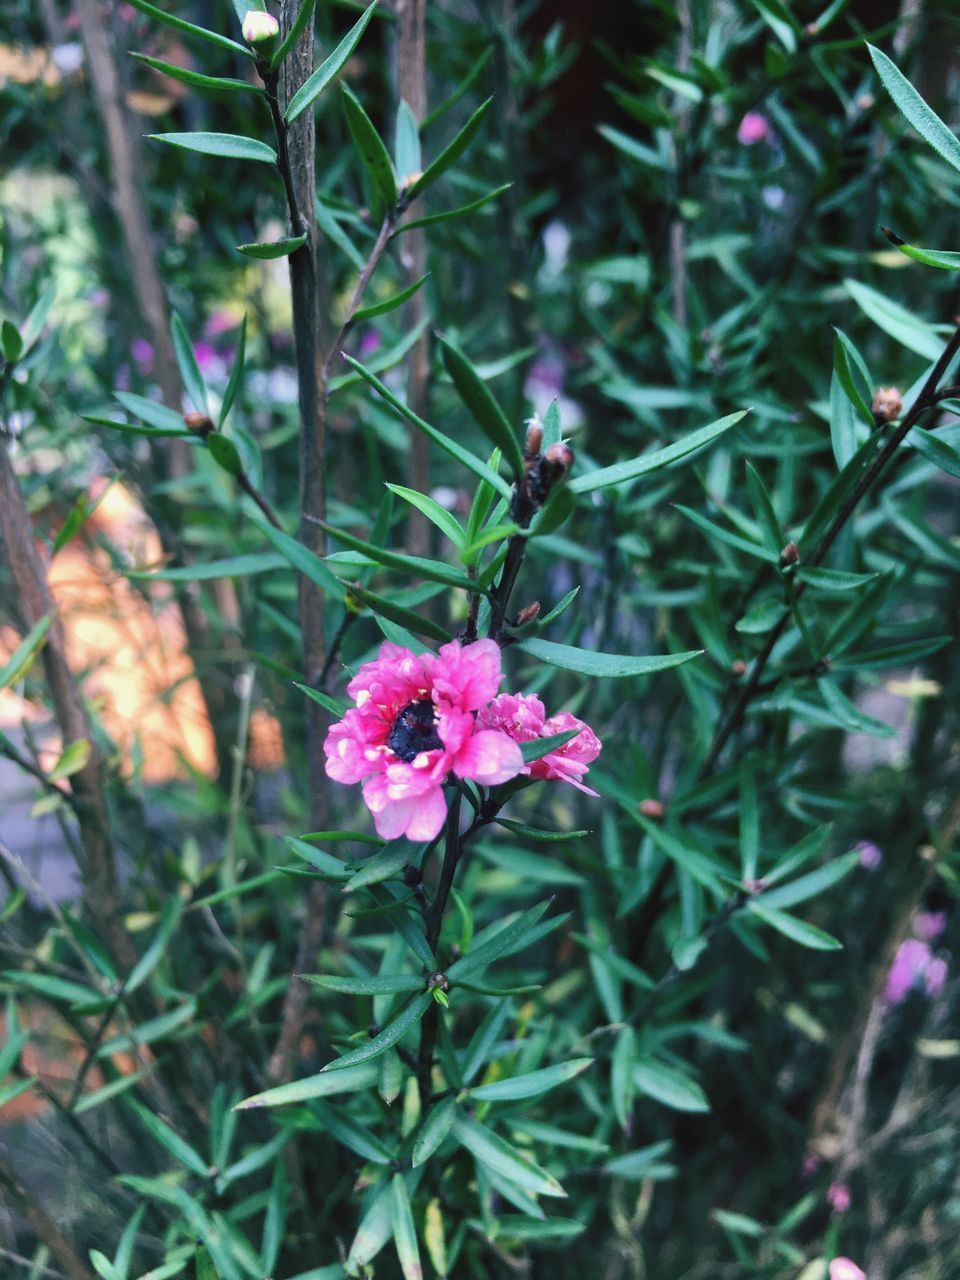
[[183, 411, 213, 435], [515, 602, 540, 626], [524, 420, 543, 460], [731, 659, 747, 677], [242, 10, 280, 45], [544, 442, 574, 473], [872, 385, 902, 423], [639, 798, 665, 819], [779, 541, 799, 569]]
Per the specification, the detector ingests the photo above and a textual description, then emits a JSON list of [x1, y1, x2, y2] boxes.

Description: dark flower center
[[387, 699, 443, 762]]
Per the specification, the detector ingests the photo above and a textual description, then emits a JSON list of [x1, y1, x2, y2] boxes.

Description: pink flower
[[827, 1182, 851, 1214], [193, 341, 217, 373], [884, 938, 948, 1003], [829, 1259, 866, 1280], [914, 910, 947, 942], [737, 111, 771, 145], [131, 338, 154, 373], [855, 840, 882, 871], [477, 692, 601, 795], [324, 640, 524, 841]]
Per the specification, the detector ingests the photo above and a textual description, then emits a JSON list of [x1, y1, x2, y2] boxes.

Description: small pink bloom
[[885, 938, 932, 1003], [827, 1182, 851, 1214], [856, 840, 882, 871], [193, 341, 217, 373], [737, 111, 771, 145], [324, 640, 523, 841], [801, 1152, 821, 1180], [205, 309, 241, 338], [478, 692, 601, 795], [131, 338, 154, 373], [829, 1259, 866, 1280], [925, 955, 948, 998], [914, 910, 947, 942], [359, 330, 382, 357]]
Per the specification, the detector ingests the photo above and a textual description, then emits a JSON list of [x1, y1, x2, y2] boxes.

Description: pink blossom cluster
[[324, 640, 601, 841]]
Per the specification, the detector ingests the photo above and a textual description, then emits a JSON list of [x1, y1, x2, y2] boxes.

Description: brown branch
[[0, 1150, 95, 1280]]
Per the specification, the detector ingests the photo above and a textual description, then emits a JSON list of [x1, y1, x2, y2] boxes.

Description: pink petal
[[433, 639, 505, 711], [454, 729, 524, 785]]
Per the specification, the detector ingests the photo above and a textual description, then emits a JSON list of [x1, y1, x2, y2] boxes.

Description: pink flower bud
[[827, 1182, 851, 1214], [737, 112, 771, 146], [242, 10, 280, 44], [829, 1259, 866, 1280]]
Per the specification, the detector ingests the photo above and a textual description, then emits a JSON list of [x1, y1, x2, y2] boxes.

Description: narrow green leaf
[[236, 234, 308, 259], [127, 1100, 210, 1177], [128, 553, 286, 583], [0, 612, 55, 690], [519, 729, 579, 764], [868, 44, 960, 176], [754, 851, 859, 911], [516, 637, 702, 679], [130, 53, 255, 93], [1, 319, 23, 362], [170, 313, 208, 416], [397, 183, 511, 233], [883, 230, 960, 271], [343, 354, 511, 498], [633, 1058, 709, 1112], [206, 432, 243, 476], [386, 483, 464, 548], [250, 515, 343, 597], [447, 899, 553, 980], [844, 278, 943, 360], [300, 973, 423, 995], [19, 283, 57, 355], [391, 1174, 423, 1280], [407, 98, 492, 198], [341, 83, 397, 208], [412, 1096, 457, 1167], [148, 132, 277, 163], [747, 902, 843, 950], [285, 1, 378, 123], [125, 0, 254, 58], [611, 1027, 636, 1131], [395, 100, 422, 183], [343, 580, 453, 643], [439, 335, 525, 480], [452, 1113, 566, 1198], [344, 841, 423, 891], [235, 1062, 378, 1109], [911, 425, 960, 479], [320, 519, 482, 592], [353, 273, 429, 323], [569, 411, 747, 493], [466, 1058, 593, 1102], [321, 991, 433, 1071]]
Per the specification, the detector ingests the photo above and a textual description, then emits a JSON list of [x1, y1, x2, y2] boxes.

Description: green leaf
[[236, 234, 308, 259], [195, 1242, 220, 1280], [235, 1061, 378, 1109], [438, 335, 525, 480], [633, 1058, 709, 1112], [447, 898, 553, 980], [52, 478, 119, 556], [320, 519, 482, 593], [285, 1, 378, 123], [148, 132, 277, 163], [844, 278, 943, 361], [391, 1174, 422, 1280], [883, 230, 960, 271], [19, 283, 57, 355], [125, 0, 253, 57], [754, 851, 859, 911], [125, 898, 182, 995], [1, 318, 23, 362], [569, 411, 747, 494], [251, 515, 343, 597], [395, 100, 422, 183], [352, 273, 430, 323], [344, 841, 423, 891], [868, 43, 960, 175], [452, 1113, 566, 1198], [128, 553, 286, 583], [519, 729, 579, 764], [466, 1058, 593, 1102], [81, 414, 193, 440], [3, 970, 100, 1006], [746, 902, 843, 950], [911, 426, 960, 479], [0, 611, 55, 689], [300, 973, 424, 995], [127, 1100, 210, 1177], [47, 738, 90, 783], [343, 579, 452, 642], [611, 1027, 637, 1131], [341, 83, 397, 208], [343, 355, 511, 498], [397, 183, 511, 233], [735, 599, 783, 634], [269, 0, 317, 71], [832, 329, 875, 425], [477, 844, 585, 887], [799, 567, 879, 594], [293, 683, 350, 718], [602, 1139, 674, 1179], [207, 432, 243, 476], [321, 991, 433, 1071], [346, 1181, 394, 1273], [516, 637, 702, 679], [493, 818, 588, 843], [386, 483, 464, 548], [407, 98, 492, 198], [313, 1101, 395, 1165], [412, 1096, 457, 1167], [130, 53, 255, 94], [0, 1077, 36, 1111]]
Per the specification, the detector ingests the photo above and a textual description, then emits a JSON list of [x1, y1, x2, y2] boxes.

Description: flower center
[[387, 699, 443, 762]]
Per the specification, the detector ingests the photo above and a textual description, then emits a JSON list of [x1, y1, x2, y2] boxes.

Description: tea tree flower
[[478, 692, 601, 794], [324, 640, 524, 840]]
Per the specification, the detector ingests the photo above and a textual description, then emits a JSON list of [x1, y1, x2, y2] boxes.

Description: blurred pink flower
[[205, 309, 240, 339], [855, 840, 882, 871], [827, 1182, 851, 1214], [131, 338, 154, 373], [478, 692, 601, 795], [737, 111, 771, 145], [193, 341, 217, 373], [359, 330, 382, 357], [885, 938, 948, 1003], [829, 1259, 866, 1280], [324, 640, 523, 841], [914, 910, 947, 942], [801, 1152, 821, 1180]]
